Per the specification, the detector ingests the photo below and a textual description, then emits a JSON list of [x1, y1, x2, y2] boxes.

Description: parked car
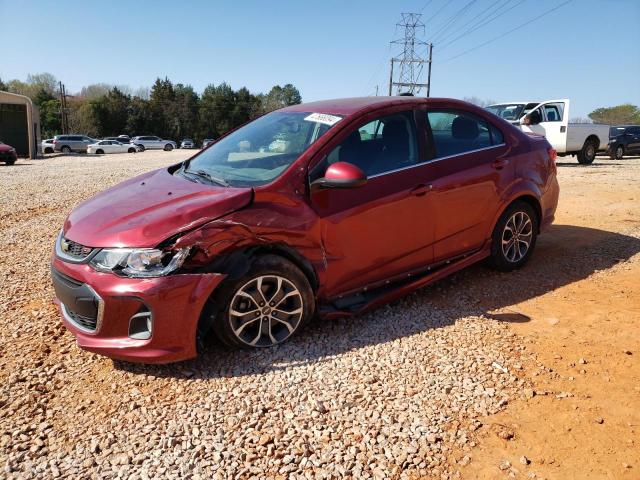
[[51, 96, 559, 363], [87, 140, 140, 154], [131, 136, 176, 151], [0, 141, 18, 165], [53, 135, 98, 153], [105, 136, 131, 144], [202, 138, 214, 148], [608, 125, 640, 159], [487, 99, 609, 164], [42, 138, 55, 154], [181, 138, 195, 149]]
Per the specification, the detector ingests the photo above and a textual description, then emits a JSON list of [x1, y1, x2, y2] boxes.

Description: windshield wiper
[[183, 168, 230, 187]]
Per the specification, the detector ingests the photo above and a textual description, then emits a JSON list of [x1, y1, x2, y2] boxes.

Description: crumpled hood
[[63, 168, 253, 248]]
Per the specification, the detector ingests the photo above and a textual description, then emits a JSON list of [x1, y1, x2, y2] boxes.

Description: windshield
[[180, 111, 341, 187], [486, 104, 526, 121], [610, 127, 626, 138]]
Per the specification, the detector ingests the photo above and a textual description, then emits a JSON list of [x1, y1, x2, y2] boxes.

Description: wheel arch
[[584, 134, 600, 150], [490, 190, 543, 239]]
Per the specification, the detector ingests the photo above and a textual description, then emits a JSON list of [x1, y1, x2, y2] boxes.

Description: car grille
[[59, 236, 94, 260], [64, 307, 98, 331]]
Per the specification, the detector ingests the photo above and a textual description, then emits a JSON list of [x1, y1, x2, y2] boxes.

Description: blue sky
[[1, 0, 639, 117]]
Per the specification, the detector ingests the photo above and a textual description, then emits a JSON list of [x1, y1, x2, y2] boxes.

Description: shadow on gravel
[[0, 162, 34, 167], [115, 224, 640, 379]]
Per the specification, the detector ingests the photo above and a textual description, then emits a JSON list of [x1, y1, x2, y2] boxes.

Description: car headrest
[[452, 116, 479, 140], [382, 120, 408, 143], [343, 130, 362, 147], [547, 111, 557, 121]]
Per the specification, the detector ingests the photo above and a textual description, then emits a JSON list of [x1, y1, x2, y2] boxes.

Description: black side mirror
[[311, 162, 367, 190]]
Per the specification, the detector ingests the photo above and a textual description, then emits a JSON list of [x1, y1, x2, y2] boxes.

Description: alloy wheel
[[228, 275, 303, 347], [501, 211, 533, 263], [616, 146, 624, 159]]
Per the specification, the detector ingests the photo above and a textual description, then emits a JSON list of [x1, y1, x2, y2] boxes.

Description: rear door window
[[427, 110, 498, 158]]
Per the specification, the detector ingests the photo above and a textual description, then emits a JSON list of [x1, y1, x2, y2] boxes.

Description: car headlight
[[90, 247, 190, 277]]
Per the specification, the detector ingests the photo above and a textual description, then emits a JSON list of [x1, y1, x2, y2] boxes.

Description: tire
[[128, 147, 136, 153], [61, 146, 71, 154], [95, 149, 104, 155], [5, 159, 16, 166], [137, 144, 145, 152], [44, 147, 53, 154], [577, 139, 597, 165], [164, 144, 174, 151], [489, 201, 539, 272], [201, 255, 314, 349], [612, 145, 624, 160]]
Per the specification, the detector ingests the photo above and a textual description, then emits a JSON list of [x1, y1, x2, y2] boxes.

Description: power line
[[423, 0, 453, 27], [429, 0, 478, 44], [438, 0, 526, 51], [441, 0, 572, 63], [436, 0, 508, 45]]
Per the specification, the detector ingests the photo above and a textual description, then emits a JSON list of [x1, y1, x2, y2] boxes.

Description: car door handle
[[492, 159, 510, 170], [410, 184, 433, 196]]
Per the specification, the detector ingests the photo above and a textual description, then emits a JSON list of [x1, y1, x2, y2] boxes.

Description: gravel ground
[[1, 151, 546, 479]]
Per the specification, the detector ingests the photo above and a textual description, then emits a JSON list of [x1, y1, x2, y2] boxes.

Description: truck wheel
[[577, 139, 597, 165], [201, 255, 314, 349], [611, 145, 624, 160]]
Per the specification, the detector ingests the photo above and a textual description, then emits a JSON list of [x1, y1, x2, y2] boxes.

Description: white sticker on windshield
[[304, 113, 342, 126]]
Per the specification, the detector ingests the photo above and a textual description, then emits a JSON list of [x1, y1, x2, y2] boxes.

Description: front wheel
[[128, 147, 136, 153], [202, 255, 314, 348], [489, 201, 539, 271], [137, 144, 145, 152], [577, 139, 597, 164], [61, 146, 71, 154], [95, 149, 104, 155], [164, 144, 174, 151]]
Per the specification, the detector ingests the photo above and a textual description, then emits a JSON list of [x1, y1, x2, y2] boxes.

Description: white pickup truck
[[487, 99, 610, 164]]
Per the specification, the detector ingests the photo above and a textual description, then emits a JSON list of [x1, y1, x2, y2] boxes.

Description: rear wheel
[[489, 201, 539, 271], [577, 139, 597, 164], [44, 147, 53, 154], [128, 147, 136, 153], [95, 149, 104, 155], [137, 144, 145, 152], [201, 255, 314, 348], [5, 159, 16, 165], [164, 144, 174, 151], [61, 146, 71, 154]]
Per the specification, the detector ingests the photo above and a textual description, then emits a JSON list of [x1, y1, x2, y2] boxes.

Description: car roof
[[280, 96, 432, 116]]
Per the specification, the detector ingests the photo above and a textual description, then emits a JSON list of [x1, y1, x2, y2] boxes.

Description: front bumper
[[51, 255, 226, 363]]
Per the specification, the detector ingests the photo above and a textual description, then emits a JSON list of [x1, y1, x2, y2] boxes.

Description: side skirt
[[318, 246, 491, 319]]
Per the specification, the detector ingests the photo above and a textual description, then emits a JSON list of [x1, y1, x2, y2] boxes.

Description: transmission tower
[[389, 13, 432, 96]]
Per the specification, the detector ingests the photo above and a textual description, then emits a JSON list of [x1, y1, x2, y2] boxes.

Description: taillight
[[548, 148, 557, 162]]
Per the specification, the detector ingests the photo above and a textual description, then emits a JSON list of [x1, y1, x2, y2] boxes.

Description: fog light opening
[[128, 308, 152, 340]]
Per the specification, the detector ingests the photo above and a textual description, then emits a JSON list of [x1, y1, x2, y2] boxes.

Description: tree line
[[0, 73, 302, 142]]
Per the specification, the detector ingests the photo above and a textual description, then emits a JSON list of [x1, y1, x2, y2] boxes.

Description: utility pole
[[389, 13, 429, 95], [59, 81, 69, 134], [426, 43, 433, 97]]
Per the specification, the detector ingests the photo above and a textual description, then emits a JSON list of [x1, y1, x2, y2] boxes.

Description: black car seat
[[371, 119, 410, 175], [452, 115, 480, 151], [338, 130, 368, 172]]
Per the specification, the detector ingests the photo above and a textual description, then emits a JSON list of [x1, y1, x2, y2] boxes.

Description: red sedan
[[51, 97, 559, 363]]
